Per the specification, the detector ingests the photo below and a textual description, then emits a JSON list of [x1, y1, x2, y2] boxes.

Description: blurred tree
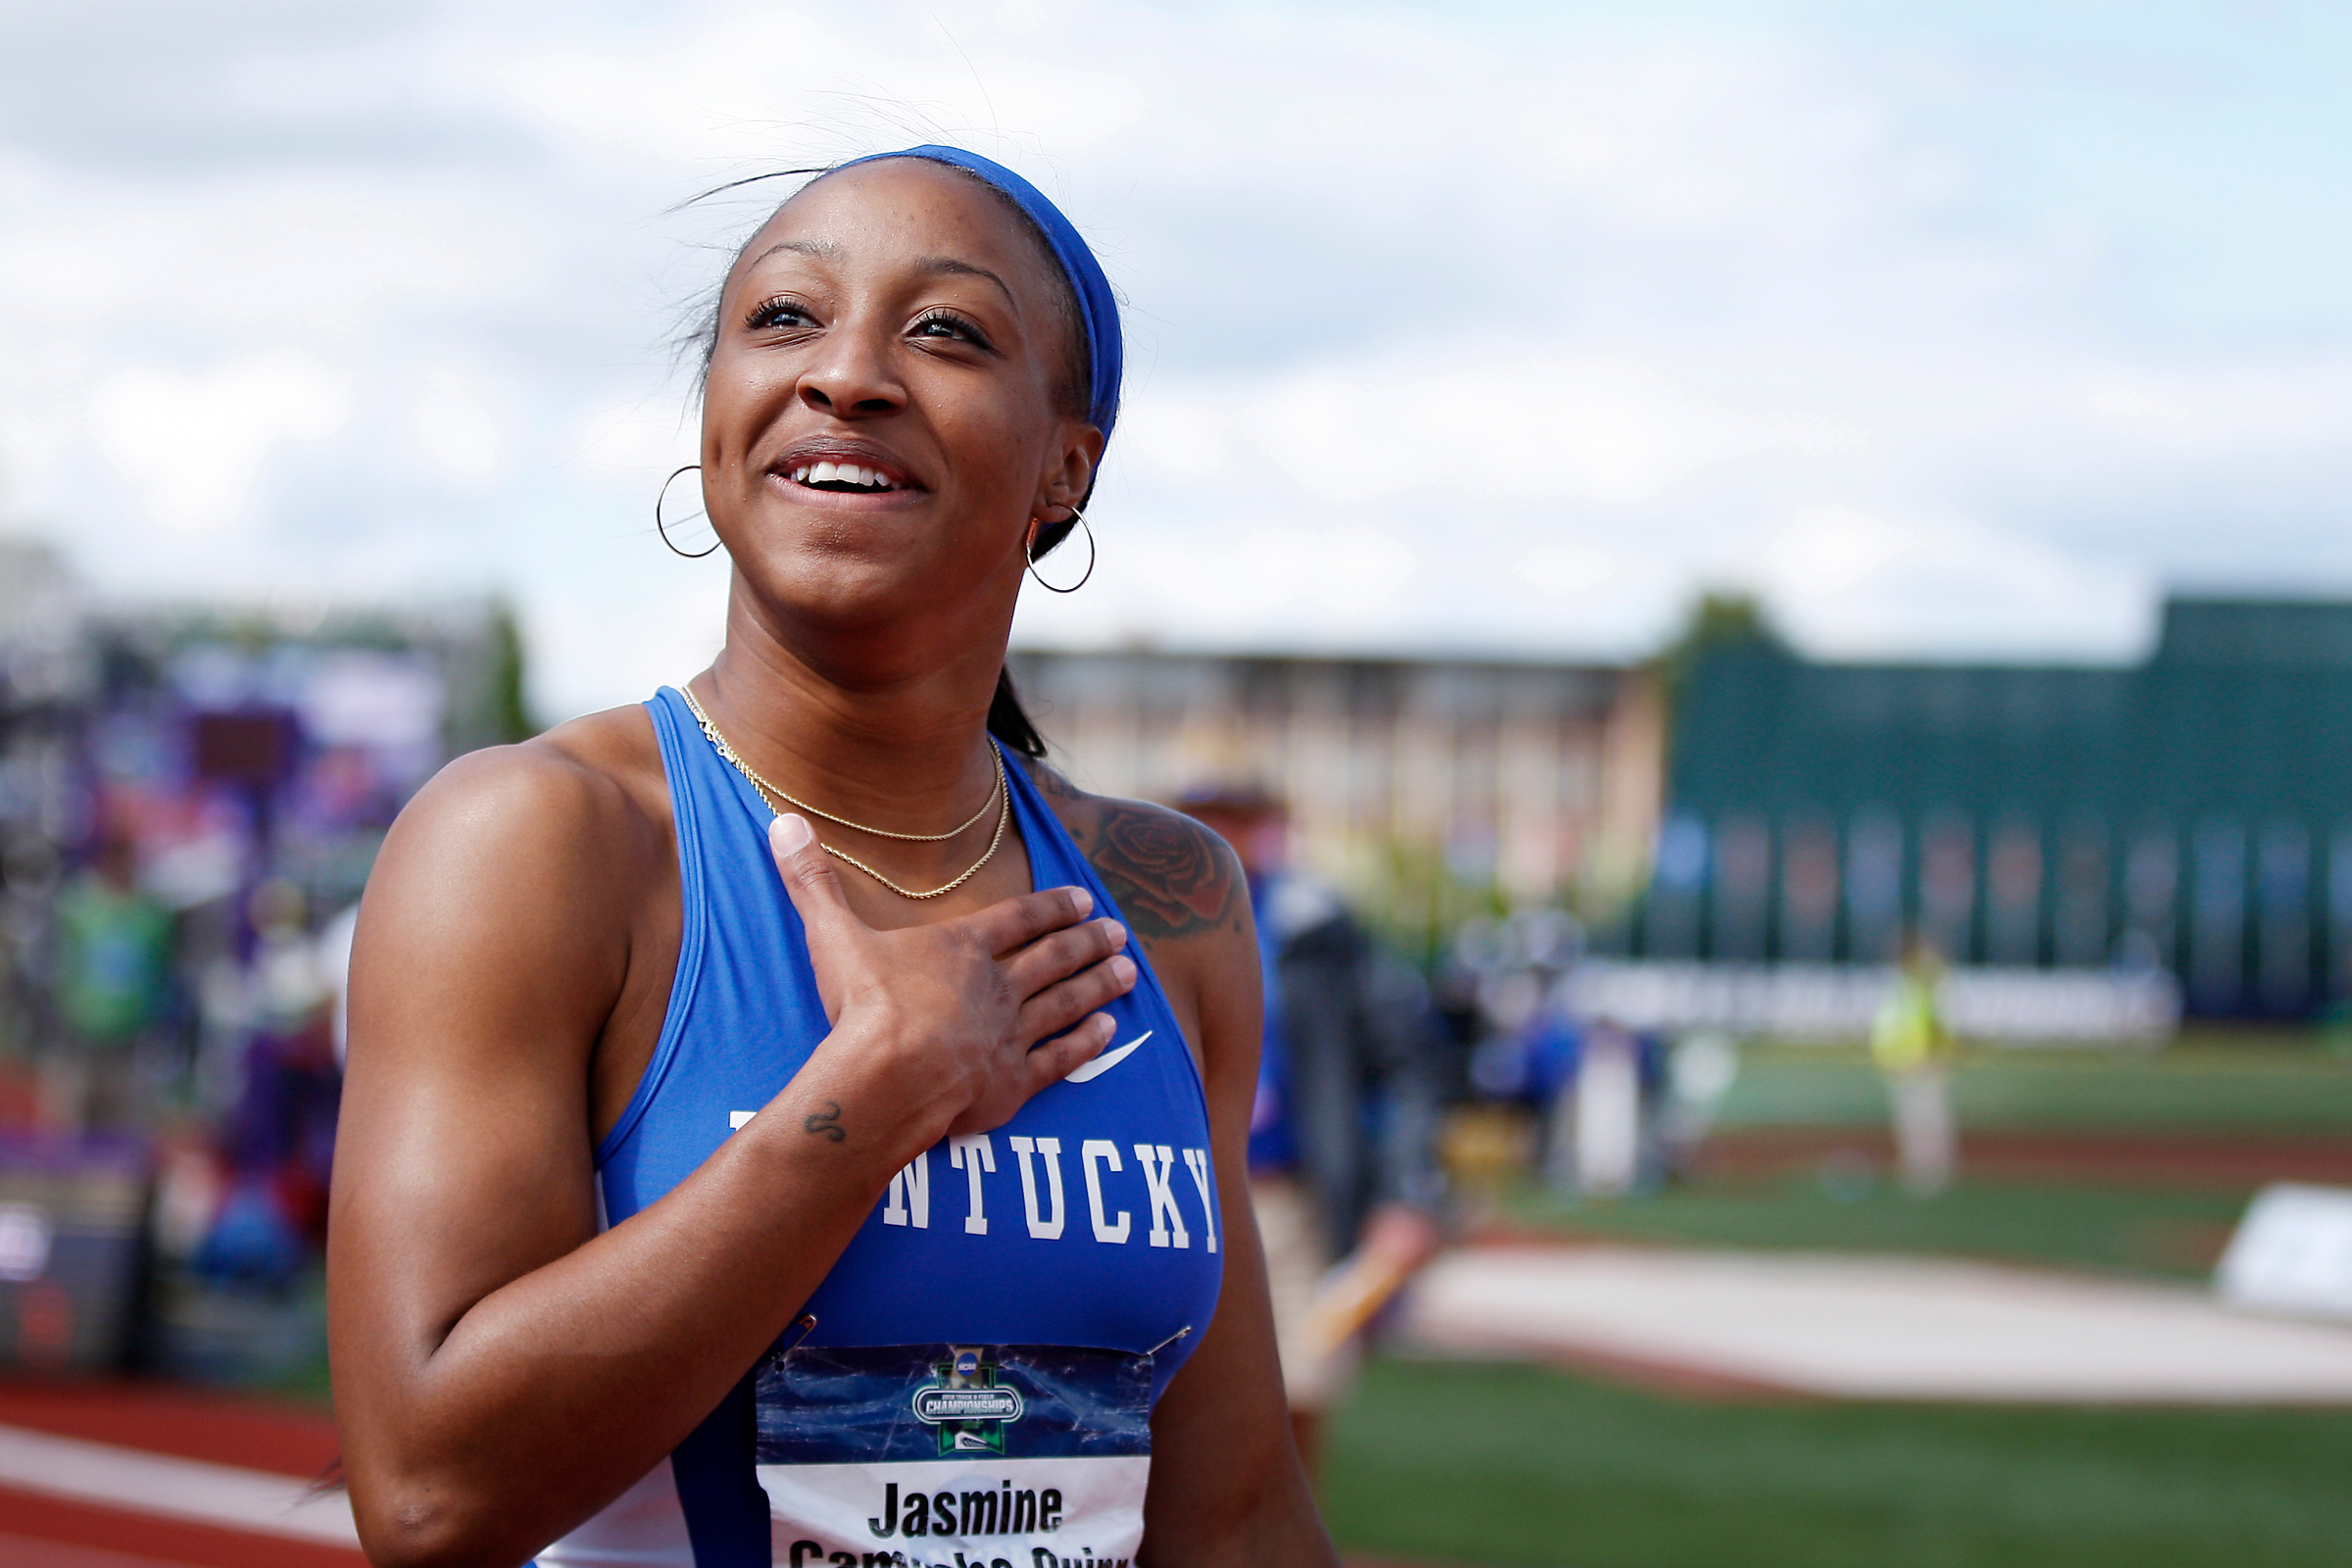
[[1655, 589, 1789, 696], [486, 599, 537, 744], [1646, 591, 1790, 828]]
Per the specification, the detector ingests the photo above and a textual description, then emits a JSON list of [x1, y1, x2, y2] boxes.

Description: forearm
[[337, 1040, 942, 1567]]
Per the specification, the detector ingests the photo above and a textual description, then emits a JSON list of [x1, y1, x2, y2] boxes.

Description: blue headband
[[833, 144, 1122, 441]]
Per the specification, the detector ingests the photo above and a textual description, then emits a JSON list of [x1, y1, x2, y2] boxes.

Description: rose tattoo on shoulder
[[1088, 806, 1237, 941]]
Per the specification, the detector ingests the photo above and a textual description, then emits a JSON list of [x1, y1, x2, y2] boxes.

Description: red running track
[[0, 1379, 1422, 1568]]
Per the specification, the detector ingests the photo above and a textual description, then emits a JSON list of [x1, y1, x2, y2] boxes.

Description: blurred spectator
[[198, 880, 339, 1289], [1557, 1017, 1643, 1198], [44, 827, 174, 1131], [1872, 934, 1958, 1196], [1180, 783, 1446, 1474]]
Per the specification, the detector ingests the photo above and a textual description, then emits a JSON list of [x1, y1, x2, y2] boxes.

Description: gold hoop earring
[[657, 465, 721, 559], [1025, 507, 1096, 594]]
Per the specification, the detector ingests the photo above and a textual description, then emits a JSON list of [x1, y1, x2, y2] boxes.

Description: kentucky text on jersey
[[811, 1134, 1218, 1250]]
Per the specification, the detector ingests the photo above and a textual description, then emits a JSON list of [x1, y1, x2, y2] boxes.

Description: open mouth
[[788, 462, 899, 494]]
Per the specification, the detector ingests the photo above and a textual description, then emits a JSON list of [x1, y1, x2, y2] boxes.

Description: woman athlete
[[327, 147, 1339, 1567]]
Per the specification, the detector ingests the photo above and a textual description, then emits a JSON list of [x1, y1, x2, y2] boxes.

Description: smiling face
[[700, 159, 1102, 664]]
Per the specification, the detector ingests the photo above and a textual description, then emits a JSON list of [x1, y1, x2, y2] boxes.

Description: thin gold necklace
[[678, 685, 1011, 902]]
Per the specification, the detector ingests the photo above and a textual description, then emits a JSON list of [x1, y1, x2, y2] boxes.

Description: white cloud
[[88, 351, 350, 536], [3, 1, 2350, 720], [413, 368, 507, 482], [1758, 506, 2153, 662]]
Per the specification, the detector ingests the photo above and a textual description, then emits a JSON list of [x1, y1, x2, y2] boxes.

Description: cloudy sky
[[4, 0, 2350, 719]]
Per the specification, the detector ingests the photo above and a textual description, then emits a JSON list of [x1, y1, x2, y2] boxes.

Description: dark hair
[[988, 664, 1050, 759], [680, 156, 1092, 761]]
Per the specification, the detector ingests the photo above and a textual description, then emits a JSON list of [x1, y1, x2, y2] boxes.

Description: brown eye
[[911, 309, 991, 349], [747, 298, 812, 331]]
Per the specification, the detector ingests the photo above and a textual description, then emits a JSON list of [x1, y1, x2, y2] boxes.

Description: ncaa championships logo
[[913, 1348, 1025, 1454]]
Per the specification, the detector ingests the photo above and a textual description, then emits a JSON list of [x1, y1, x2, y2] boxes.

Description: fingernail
[[1070, 887, 1094, 916], [1102, 921, 1128, 949], [1111, 956, 1137, 985], [771, 813, 813, 855]]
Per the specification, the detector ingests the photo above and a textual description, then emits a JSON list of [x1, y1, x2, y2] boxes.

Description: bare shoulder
[[383, 704, 666, 868], [1022, 758, 1245, 945], [350, 703, 677, 1096], [360, 704, 674, 993]]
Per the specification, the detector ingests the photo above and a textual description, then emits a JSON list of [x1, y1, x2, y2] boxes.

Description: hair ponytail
[[987, 664, 1049, 759]]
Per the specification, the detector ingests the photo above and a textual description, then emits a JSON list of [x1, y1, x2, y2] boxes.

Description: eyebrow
[[912, 256, 1017, 310], [746, 238, 839, 270], [741, 241, 1017, 311]]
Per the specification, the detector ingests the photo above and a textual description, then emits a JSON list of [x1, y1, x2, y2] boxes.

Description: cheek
[[919, 356, 1062, 490], [702, 358, 794, 453]]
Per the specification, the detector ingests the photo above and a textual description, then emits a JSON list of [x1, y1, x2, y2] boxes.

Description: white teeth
[[790, 460, 894, 490]]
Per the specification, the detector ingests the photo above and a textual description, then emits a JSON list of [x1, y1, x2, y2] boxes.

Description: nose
[[797, 315, 906, 419]]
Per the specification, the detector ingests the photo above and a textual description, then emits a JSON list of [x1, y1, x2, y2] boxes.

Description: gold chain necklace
[[678, 685, 1010, 902], [679, 685, 1002, 841]]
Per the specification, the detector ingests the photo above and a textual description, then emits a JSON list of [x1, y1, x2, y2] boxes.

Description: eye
[[745, 296, 814, 332], [910, 308, 993, 350]]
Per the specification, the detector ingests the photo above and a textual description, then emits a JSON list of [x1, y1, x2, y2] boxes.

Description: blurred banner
[[1561, 961, 2180, 1045]]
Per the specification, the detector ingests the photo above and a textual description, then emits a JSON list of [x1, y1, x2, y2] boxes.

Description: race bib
[[755, 1344, 1153, 1568]]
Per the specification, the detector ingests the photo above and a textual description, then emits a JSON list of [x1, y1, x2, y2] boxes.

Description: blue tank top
[[561, 687, 1223, 1568]]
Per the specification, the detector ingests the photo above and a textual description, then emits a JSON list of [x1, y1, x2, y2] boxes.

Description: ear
[[1034, 421, 1106, 520]]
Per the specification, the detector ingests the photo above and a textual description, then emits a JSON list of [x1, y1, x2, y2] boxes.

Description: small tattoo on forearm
[[803, 1102, 846, 1142]]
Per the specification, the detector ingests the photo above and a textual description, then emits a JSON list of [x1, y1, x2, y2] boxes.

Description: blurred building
[[1006, 650, 1664, 948], [1637, 596, 2352, 1017]]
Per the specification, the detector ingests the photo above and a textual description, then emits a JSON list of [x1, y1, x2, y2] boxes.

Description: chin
[[737, 547, 1001, 640]]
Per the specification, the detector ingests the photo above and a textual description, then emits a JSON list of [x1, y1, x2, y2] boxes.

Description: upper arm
[[328, 742, 648, 1442]]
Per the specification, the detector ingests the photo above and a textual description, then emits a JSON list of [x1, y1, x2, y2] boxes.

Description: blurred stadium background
[[3, 548, 2351, 1564], [7, 2, 2352, 1565]]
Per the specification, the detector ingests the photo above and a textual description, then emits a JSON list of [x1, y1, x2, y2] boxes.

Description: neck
[[691, 572, 1011, 846]]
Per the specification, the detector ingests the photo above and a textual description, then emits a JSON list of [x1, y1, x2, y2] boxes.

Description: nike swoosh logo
[[1066, 1030, 1152, 1083]]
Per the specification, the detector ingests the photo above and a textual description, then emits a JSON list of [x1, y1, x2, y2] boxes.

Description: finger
[[767, 814, 863, 943], [1014, 954, 1139, 1048], [1025, 1011, 1119, 1091], [1002, 917, 1128, 999], [964, 884, 1094, 957]]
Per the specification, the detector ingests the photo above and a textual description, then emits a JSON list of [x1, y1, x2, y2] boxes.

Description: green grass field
[[1713, 1038, 2352, 1132], [1504, 1175, 2247, 1279], [1316, 1039, 2352, 1566], [1324, 1357, 2352, 1568]]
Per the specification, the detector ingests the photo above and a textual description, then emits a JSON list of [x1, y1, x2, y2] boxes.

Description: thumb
[[768, 813, 859, 941]]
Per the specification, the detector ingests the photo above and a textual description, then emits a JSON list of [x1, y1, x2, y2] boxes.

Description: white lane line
[[0, 1424, 361, 1547]]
